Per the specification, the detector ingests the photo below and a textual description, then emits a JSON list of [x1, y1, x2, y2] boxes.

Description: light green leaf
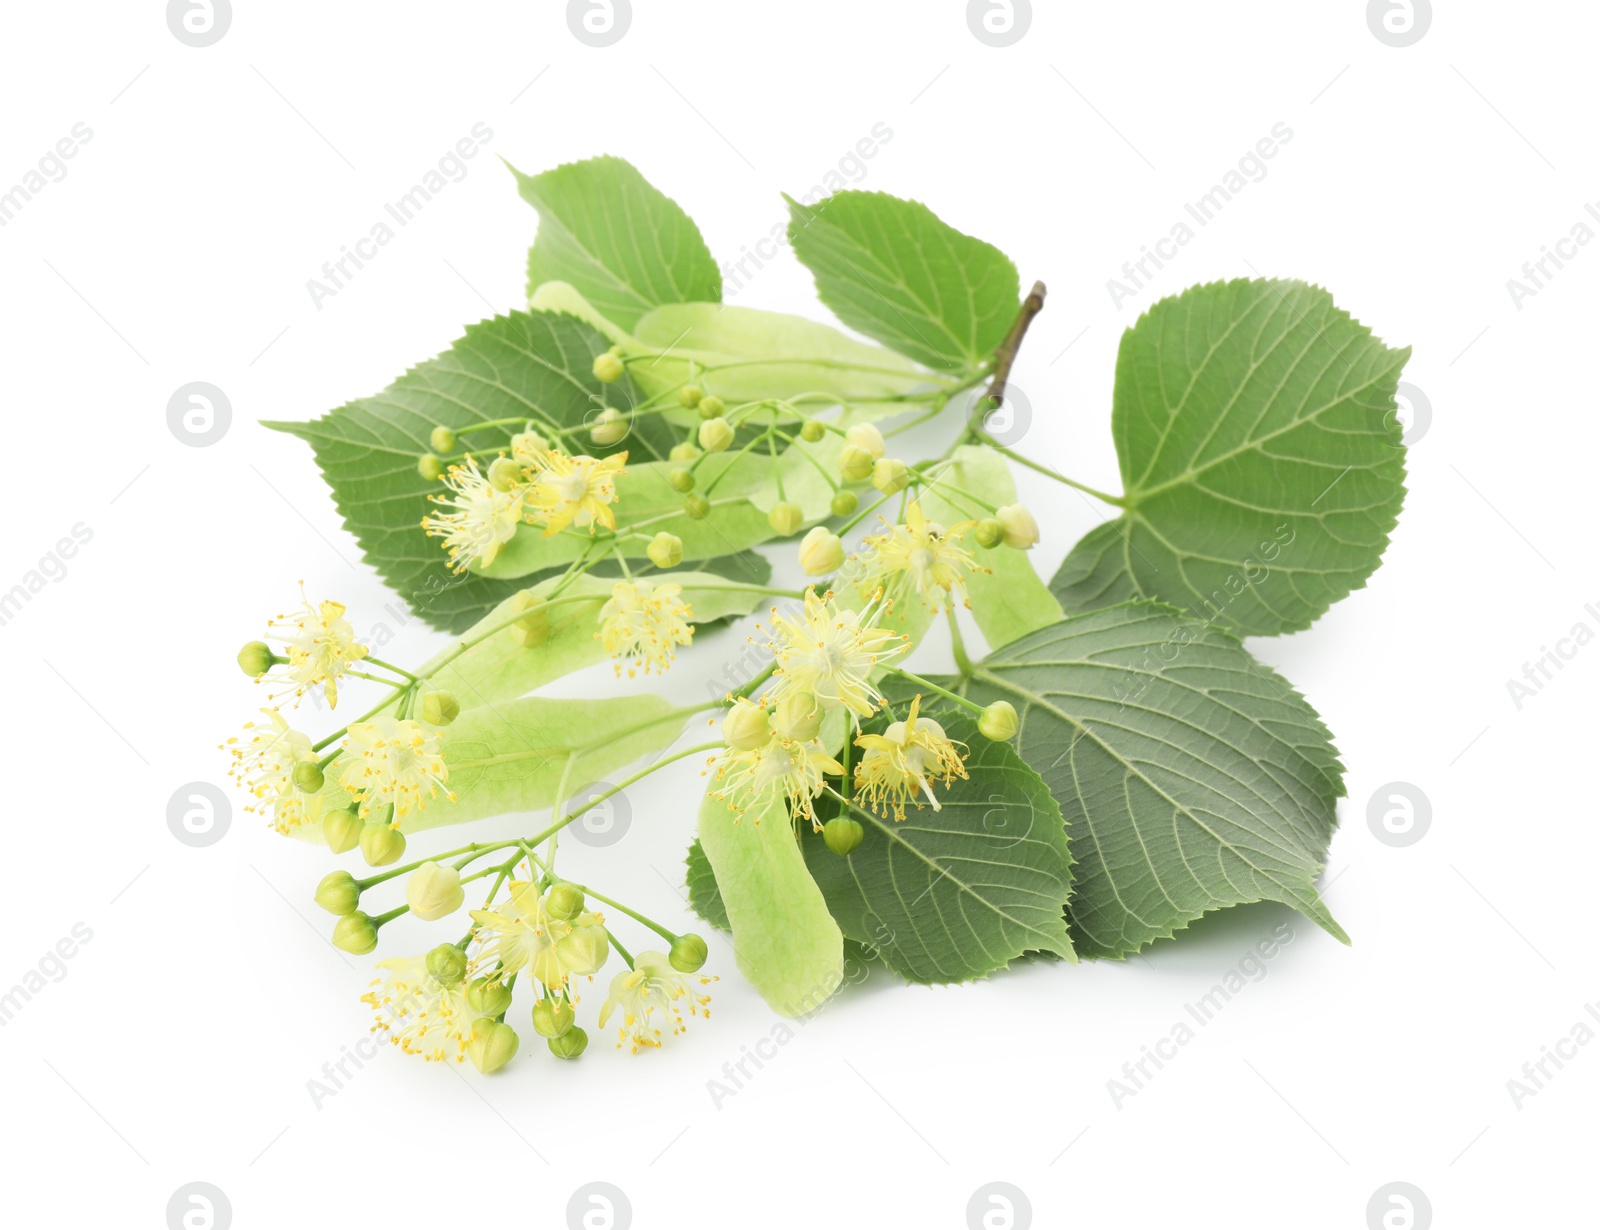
[[696, 786, 844, 1016], [786, 191, 1020, 373], [920, 445, 1063, 651], [801, 714, 1074, 984], [960, 603, 1347, 958], [266, 309, 670, 634], [1051, 279, 1410, 636], [512, 155, 721, 330]]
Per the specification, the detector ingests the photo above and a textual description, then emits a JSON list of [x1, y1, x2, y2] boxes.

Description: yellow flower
[[361, 955, 474, 1062], [469, 882, 610, 991], [712, 734, 845, 830], [223, 708, 318, 833], [599, 579, 694, 676], [858, 499, 982, 612], [266, 586, 368, 707], [598, 950, 713, 1053], [525, 445, 627, 536], [338, 716, 451, 822], [853, 695, 968, 820], [766, 589, 906, 718], [422, 457, 524, 573]]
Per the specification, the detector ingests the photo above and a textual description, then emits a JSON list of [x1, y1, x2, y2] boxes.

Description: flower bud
[[548, 1026, 589, 1059], [996, 503, 1040, 550], [419, 690, 460, 726], [426, 943, 469, 985], [417, 453, 445, 481], [669, 933, 709, 973], [406, 861, 464, 921], [668, 466, 696, 493], [544, 882, 586, 921], [845, 422, 885, 459], [532, 997, 576, 1038], [511, 429, 548, 462], [331, 911, 378, 954], [767, 501, 804, 537], [360, 822, 406, 867], [236, 640, 275, 678], [322, 807, 362, 854], [823, 815, 864, 856], [292, 760, 325, 793], [698, 395, 725, 419], [554, 919, 610, 975], [315, 870, 361, 916], [592, 351, 625, 383], [668, 441, 700, 463], [800, 418, 826, 443], [468, 1018, 520, 1073], [771, 691, 823, 742], [486, 455, 524, 492], [509, 592, 548, 648], [974, 518, 1005, 549], [871, 457, 910, 494], [798, 526, 845, 576], [838, 444, 874, 482], [829, 489, 859, 517], [698, 417, 734, 453], [429, 425, 457, 454], [722, 699, 771, 751], [589, 407, 629, 446], [683, 493, 711, 520], [978, 700, 1019, 742], [647, 531, 683, 569], [678, 383, 704, 408], [467, 977, 513, 1017]]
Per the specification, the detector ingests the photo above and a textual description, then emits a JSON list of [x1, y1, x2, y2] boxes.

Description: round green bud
[[466, 977, 514, 1018], [871, 457, 910, 495], [468, 1018, 520, 1074], [331, 911, 378, 954], [721, 699, 772, 751], [668, 441, 701, 463], [429, 425, 457, 454], [544, 882, 586, 921], [767, 501, 805, 537], [322, 807, 362, 854], [698, 394, 725, 419], [974, 518, 1005, 549], [417, 453, 446, 481], [236, 640, 275, 678], [548, 1026, 589, 1060], [838, 443, 874, 482], [359, 822, 406, 868], [592, 351, 625, 383], [647, 531, 684, 569], [678, 383, 704, 408], [698, 416, 735, 453], [829, 489, 859, 518], [419, 690, 460, 727], [486, 455, 523, 492], [668, 466, 696, 493], [509, 592, 548, 648], [771, 691, 823, 742], [823, 815, 864, 856], [669, 933, 710, 973], [292, 760, 325, 794], [426, 943, 469, 986], [800, 418, 826, 443], [978, 700, 1020, 742], [683, 493, 711, 520], [589, 406, 630, 447], [996, 502, 1040, 550], [314, 870, 361, 916], [531, 998, 576, 1038]]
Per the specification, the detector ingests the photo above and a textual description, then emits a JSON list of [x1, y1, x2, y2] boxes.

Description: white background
[[1, 2, 1594, 1227]]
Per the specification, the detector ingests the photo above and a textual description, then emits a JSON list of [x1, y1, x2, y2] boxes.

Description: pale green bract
[[1051, 279, 1409, 636]]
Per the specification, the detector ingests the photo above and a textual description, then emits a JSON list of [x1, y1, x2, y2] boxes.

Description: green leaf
[[1051, 279, 1410, 636], [786, 191, 1020, 372], [920, 445, 1063, 651], [266, 309, 668, 634], [684, 838, 729, 931], [512, 156, 721, 330], [801, 714, 1074, 984], [960, 603, 1348, 958], [696, 785, 844, 1016]]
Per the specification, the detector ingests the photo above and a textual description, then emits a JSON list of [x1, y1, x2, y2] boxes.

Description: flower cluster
[[599, 579, 695, 677]]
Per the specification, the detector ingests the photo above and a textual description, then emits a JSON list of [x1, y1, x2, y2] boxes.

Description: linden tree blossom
[[853, 694, 968, 820], [223, 708, 319, 834], [362, 955, 474, 1063], [524, 445, 627, 536], [422, 457, 525, 572], [338, 716, 451, 822], [598, 950, 713, 1054], [599, 579, 695, 676], [266, 588, 368, 707], [765, 589, 906, 718], [856, 499, 983, 612]]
